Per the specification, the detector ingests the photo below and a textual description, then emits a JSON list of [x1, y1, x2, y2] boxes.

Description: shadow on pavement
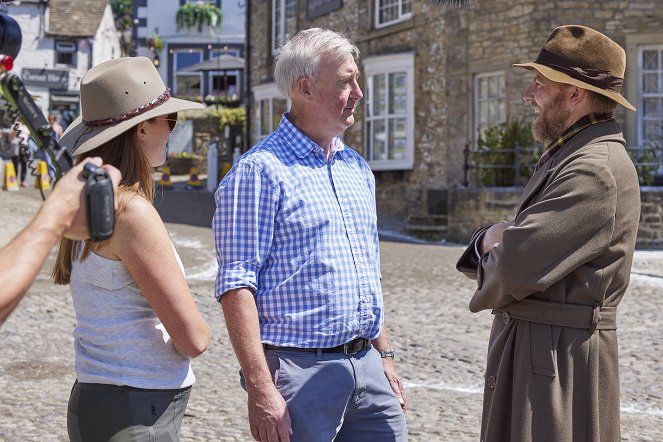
[[153, 184, 216, 228]]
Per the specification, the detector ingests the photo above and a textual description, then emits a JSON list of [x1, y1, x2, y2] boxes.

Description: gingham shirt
[[213, 115, 383, 348]]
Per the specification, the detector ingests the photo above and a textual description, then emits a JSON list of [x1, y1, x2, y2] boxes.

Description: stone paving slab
[[0, 188, 661, 441]]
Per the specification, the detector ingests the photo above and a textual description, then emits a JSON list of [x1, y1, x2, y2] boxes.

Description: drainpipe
[[244, 0, 251, 151]]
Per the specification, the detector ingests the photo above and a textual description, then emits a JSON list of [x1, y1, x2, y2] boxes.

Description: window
[[210, 70, 239, 97], [364, 53, 414, 170], [173, 49, 203, 97], [55, 41, 76, 67], [272, 0, 297, 54], [474, 71, 506, 139], [638, 46, 663, 146], [375, 0, 412, 29], [253, 83, 290, 139]]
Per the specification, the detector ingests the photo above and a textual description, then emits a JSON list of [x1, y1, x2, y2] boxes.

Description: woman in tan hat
[[52, 57, 211, 441]]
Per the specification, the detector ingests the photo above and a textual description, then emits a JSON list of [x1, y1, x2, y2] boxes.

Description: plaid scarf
[[535, 113, 615, 171]]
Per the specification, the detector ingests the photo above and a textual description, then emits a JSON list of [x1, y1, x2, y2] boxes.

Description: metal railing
[[463, 144, 663, 187], [462, 143, 540, 187]]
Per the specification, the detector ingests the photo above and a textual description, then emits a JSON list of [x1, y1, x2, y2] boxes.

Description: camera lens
[[0, 13, 22, 59]]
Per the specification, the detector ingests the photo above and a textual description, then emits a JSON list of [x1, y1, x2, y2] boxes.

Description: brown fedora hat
[[514, 25, 635, 111], [61, 57, 204, 156]]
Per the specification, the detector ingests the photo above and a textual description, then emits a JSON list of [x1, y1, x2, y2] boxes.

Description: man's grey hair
[[274, 28, 360, 98]]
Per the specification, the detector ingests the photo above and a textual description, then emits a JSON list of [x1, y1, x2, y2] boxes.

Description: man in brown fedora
[[457, 25, 640, 441]]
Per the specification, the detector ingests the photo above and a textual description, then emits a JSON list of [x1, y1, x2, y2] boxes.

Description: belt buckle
[[343, 338, 367, 356]]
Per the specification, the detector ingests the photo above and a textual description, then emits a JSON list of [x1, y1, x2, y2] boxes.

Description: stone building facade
[[247, 0, 663, 247]]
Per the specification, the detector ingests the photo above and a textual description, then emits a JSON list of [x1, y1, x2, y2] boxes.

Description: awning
[[182, 55, 245, 72]]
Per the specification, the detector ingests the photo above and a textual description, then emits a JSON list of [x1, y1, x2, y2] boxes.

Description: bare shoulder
[[115, 195, 168, 241]]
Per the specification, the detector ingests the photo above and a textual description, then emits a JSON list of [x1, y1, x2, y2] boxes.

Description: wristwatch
[[379, 349, 395, 359]]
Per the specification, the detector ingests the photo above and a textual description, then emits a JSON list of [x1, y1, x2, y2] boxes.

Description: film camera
[[0, 11, 114, 241]]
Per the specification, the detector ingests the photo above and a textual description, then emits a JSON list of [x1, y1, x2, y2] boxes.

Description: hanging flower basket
[[146, 35, 164, 52], [176, 3, 222, 32]]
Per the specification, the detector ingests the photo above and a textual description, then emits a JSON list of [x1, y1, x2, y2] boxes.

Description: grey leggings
[[67, 380, 191, 442]]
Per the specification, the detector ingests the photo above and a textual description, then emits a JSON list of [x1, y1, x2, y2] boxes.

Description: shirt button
[[487, 375, 496, 390], [501, 312, 511, 324]]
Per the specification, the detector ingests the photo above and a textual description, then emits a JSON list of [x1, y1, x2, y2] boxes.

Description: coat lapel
[[515, 122, 625, 216], [515, 161, 552, 215]]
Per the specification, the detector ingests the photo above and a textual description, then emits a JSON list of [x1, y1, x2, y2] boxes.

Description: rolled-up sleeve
[[213, 161, 279, 301]]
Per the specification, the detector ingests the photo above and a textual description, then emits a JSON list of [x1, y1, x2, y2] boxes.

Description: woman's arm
[[105, 196, 211, 358]]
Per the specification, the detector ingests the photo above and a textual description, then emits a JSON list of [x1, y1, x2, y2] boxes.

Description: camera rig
[[0, 11, 73, 186], [0, 11, 113, 241], [0, 71, 74, 182]]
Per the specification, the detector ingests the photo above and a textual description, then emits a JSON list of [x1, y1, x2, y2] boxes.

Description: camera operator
[[0, 157, 121, 325]]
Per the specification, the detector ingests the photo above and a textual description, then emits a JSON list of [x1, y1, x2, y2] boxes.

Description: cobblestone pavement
[[0, 188, 661, 441]]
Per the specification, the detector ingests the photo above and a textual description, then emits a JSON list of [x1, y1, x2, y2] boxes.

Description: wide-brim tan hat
[[514, 25, 635, 111], [61, 56, 204, 156]]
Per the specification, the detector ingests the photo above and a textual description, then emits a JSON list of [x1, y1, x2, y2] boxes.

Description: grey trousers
[[67, 380, 191, 442], [254, 346, 408, 442]]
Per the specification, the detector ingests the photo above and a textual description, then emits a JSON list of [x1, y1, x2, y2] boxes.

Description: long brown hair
[[52, 126, 155, 284]]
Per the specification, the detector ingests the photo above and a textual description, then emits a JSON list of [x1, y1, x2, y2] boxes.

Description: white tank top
[[69, 245, 195, 389]]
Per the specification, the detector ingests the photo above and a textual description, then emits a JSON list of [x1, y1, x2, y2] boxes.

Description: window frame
[[271, 0, 297, 55], [363, 52, 415, 171], [54, 40, 77, 68], [173, 49, 204, 97], [209, 69, 240, 97], [375, 0, 413, 29], [637, 45, 663, 147], [252, 83, 290, 140], [473, 70, 507, 141]]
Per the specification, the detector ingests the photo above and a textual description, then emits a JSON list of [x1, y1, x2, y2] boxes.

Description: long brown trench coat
[[457, 121, 640, 442]]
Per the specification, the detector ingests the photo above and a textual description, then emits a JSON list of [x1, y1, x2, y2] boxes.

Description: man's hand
[[50, 157, 121, 240], [479, 221, 515, 255], [383, 358, 408, 412], [247, 382, 292, 442]]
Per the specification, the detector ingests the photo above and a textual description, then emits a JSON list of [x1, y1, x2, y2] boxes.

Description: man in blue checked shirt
[[213, 28, 408, 442]]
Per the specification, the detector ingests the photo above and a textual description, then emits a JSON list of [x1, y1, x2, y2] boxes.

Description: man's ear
[[295, 76, 314, 100], [569, 86, 587, 106]]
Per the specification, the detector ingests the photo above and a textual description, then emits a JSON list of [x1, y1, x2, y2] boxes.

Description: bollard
[[207, 140, 218, 193], [160, 165, 173, 188], [3, 161, 18, 191], [35, 160, 51, 190], [186, 166, 203, 189]]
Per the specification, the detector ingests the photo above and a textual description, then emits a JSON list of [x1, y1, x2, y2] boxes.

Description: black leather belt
[[264, 337, 371, 356]]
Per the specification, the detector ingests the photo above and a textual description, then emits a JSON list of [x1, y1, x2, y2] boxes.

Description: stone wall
[[638, 188, 663, 249], [248, 1, 663, 240], [447, 187, 663, 249]]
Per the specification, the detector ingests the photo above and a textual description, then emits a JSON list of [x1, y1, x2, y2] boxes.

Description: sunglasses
[[155, 112, 179, 132]]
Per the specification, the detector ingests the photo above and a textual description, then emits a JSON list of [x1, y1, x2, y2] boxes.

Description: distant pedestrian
[[456, 25, 640, 441], [48, 113, 64, 142], [8, 120, 30, 187], [53, 56, 211, 442], [214, 28, 407, 442]]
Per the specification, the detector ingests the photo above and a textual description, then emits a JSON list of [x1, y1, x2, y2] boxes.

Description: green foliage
[[473, 119, 538, 187], [208, 107, 246, 132], [628, 143, 661, 186], [110, 0, 133, 31], [176, 3, 222, 32]]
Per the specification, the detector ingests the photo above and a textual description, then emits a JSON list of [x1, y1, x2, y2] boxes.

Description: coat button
[[487, 375, 496, 389], [501, 312, 510, 324]]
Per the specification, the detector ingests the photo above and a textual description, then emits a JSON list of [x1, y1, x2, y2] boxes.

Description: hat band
[[535, 49, 623, 93], [82, 88, 172, 127]]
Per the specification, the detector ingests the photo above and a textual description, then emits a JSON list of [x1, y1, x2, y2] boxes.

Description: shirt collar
[[277, 113, 346, 159]]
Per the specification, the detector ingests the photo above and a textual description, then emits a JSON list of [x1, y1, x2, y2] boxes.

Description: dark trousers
[[11, 154, 27, 183], [67, 380, 191, 442]]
